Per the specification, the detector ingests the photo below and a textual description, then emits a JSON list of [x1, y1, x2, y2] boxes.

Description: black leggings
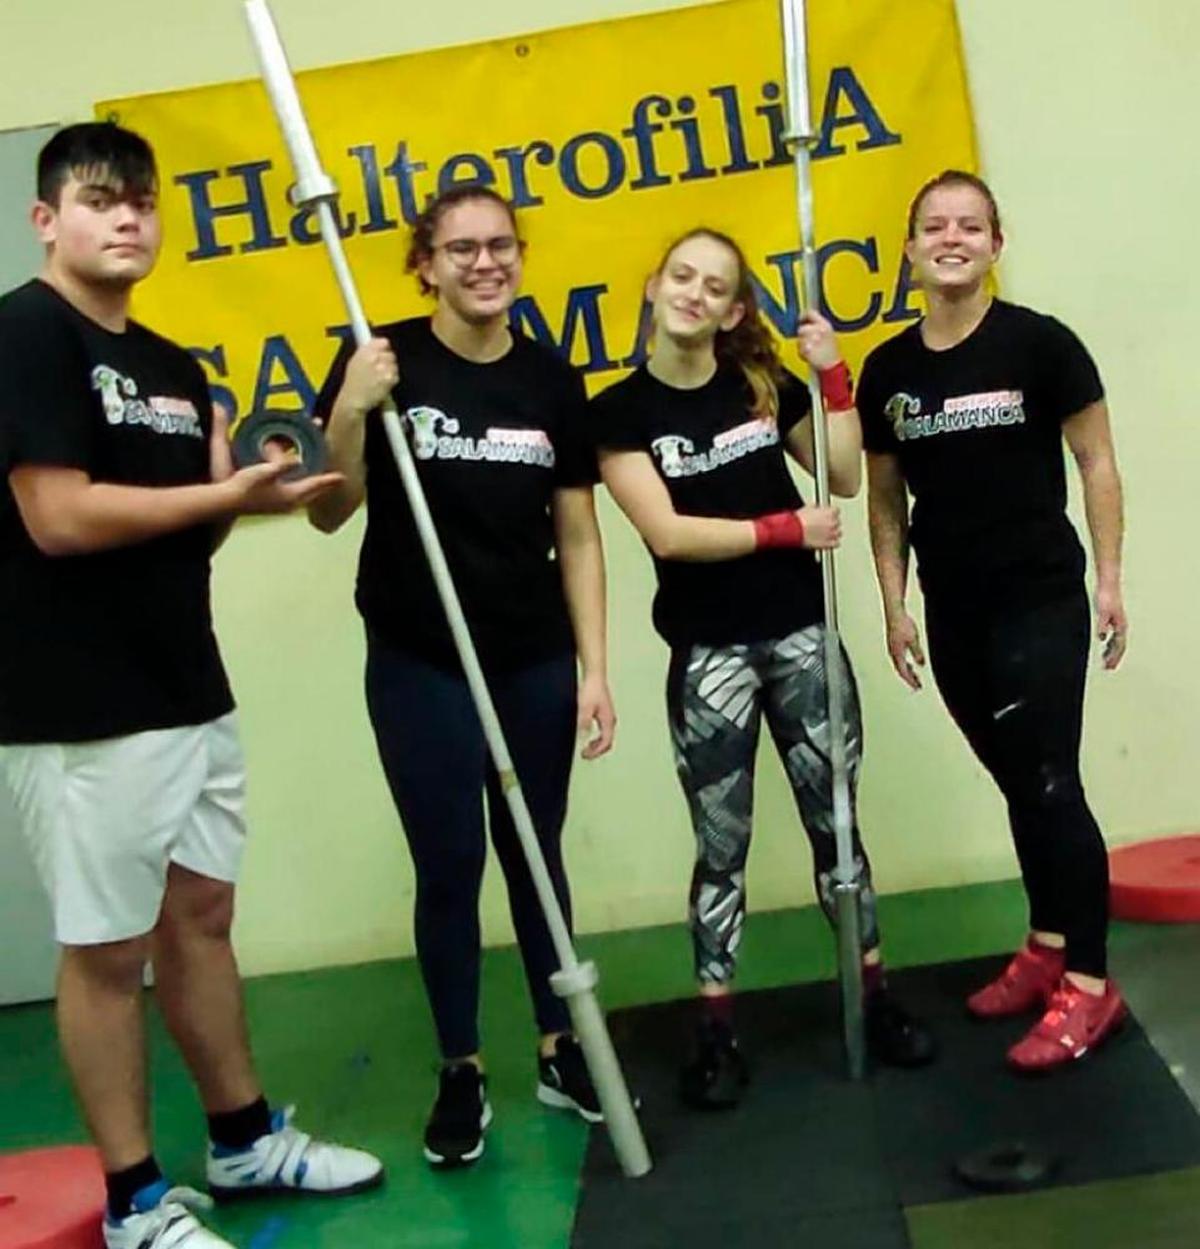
[[924, 589, 1109, 977], [365, 632, 576, 1058]]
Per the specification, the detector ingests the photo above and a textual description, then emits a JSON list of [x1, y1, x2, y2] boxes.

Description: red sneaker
[[1007, 979, 1128, 1072], [966, 941, 1065, 1018]]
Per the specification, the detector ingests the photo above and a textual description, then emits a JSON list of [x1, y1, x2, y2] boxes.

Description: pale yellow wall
[[1, 1, 1196, 975]]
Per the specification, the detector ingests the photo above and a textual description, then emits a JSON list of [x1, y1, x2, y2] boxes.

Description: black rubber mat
[[571, 956, 1200, 1249]]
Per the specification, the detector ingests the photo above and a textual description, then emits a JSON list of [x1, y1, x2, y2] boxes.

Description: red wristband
[[818, 360, 854, 411], [753, 510, 806, 549]]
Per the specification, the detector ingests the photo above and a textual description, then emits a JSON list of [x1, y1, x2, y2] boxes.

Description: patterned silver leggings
[[667, 626, 880, 984]]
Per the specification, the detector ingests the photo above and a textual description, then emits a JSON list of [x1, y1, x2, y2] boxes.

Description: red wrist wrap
[[753, 510, 806, 549], [818, 360, 854, 411]]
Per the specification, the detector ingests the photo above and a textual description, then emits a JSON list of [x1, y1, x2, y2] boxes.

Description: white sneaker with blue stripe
[[103, 1181, 234, 1249], [206, 1106, 384, 1201]]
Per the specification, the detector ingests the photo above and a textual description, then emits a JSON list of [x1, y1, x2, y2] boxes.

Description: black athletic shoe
[[679, 1020, 750, 1110], [537, 1036, 603, 1124], [866, 990, 938, 1068], [423, 1063, 492, 1168]]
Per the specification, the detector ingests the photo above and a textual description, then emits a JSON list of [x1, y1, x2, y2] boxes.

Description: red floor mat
[[1110, 834, 1200, 923], [0, 1147, 103, 1249]]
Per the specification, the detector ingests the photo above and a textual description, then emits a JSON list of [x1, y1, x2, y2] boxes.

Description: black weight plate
[[952, 1141, 1060, 1193], [231, 410, 327, 482]]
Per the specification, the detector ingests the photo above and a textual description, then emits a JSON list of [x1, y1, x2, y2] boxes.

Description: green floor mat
[[906, 1165, 1200, 1249]]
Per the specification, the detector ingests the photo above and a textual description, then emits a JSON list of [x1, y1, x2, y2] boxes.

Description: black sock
[[106, 1155, 163, 1220], [863, 960, 887, 998], [207, 1096, 272, 1150]]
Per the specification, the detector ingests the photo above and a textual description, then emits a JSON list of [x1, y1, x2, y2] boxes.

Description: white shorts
[[0, 713, 247, 945]]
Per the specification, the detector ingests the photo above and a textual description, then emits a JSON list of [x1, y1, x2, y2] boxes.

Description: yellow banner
[[100, 0, 976, 416]]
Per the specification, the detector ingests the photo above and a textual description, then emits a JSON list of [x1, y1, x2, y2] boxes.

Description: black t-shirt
[[314, 317, 595, 670], [590, 364, 823, 647], [0, 279, 233, 744], [858, 299, 1103, 605]]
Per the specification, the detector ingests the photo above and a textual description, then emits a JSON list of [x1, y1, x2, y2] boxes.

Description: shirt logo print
[[403, 405, 555, 468], [91, 365, 203, 439], [651, 416, 778, 478], [885, 389, 1026, 442], [406, 405, 459, 459]]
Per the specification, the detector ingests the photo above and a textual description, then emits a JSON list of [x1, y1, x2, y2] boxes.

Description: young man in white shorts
[[0, 121, 382, 1249]]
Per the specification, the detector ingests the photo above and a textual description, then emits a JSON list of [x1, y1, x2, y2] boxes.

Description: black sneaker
[[679, 1020, 750, 1110], [423, 1062, 492, 1168], [537, 1036, 603, 1124], [865, 990, 938, 1068]]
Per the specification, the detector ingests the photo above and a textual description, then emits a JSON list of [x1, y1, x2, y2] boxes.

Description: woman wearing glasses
[[312, 185, 614, 1168]]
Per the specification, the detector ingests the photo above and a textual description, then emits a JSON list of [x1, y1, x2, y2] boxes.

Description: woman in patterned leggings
[[591, 227, 935, 1107]]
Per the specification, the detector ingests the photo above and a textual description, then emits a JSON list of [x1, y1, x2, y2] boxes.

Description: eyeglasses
[[433, 235, 523, 268]]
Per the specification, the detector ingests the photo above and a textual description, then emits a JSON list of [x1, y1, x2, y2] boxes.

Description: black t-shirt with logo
[[590, 363, 823, 648], [314, 317, 595, 671], [858, 299, 1104, 605], [0, 279, 233, 744]]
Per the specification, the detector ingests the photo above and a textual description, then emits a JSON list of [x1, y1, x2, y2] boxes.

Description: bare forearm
[[650, 514, 759, 562], [874, 551, 910, 619], [601, 451, 767, 561], [794, 314, 862, 496], [559, 532, 608, 677], [826, 407, 864, 497], [1079, 457, 1123, 587], [309, 396, 368, 532], [784, 407, 862, 497], [868, 492, 911, 617], [33, 479, 234, 556], [872, 538, 910, 617]]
